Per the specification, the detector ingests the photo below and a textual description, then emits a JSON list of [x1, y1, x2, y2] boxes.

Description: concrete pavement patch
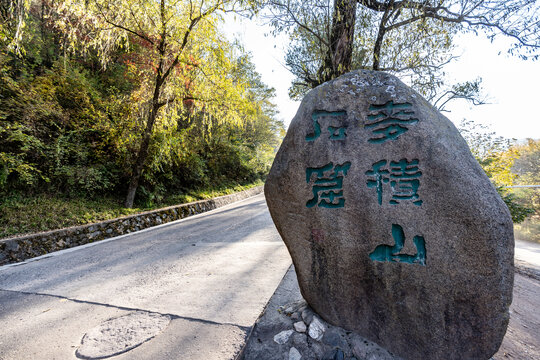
[[76, 311, 171, 359]]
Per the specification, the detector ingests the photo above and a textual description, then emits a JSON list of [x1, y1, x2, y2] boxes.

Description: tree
[[458, 119, 534, 223], [54, 0, 255, 207], [513, 139, 540, 184], [432, 78, 488, 112], [511, 139, 540, 241], [512, 139, 540, 211], [265, 0, 540, 99], [0, 0, 30, 55]]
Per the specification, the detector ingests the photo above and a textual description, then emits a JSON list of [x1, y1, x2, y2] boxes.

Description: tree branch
[[95, 3, 155, 45]]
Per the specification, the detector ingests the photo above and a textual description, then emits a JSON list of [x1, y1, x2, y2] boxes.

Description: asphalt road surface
[[1, 194, 538, 360], [0, 193, 292, 360], [515, 239, 540, 272]]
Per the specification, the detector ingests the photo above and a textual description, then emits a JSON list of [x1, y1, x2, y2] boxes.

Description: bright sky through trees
[[223, 15, 540, 140]]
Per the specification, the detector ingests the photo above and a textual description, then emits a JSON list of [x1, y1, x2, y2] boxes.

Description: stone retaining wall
[[0, 186, 263, 266]]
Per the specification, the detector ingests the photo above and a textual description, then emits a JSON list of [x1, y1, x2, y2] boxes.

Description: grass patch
[[163, 180, 264, 205], [514, 216, 540, 244], [0, 180, 263, 238]]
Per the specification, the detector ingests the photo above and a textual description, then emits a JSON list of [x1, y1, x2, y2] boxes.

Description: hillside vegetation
[[0, 1, 283, 236]]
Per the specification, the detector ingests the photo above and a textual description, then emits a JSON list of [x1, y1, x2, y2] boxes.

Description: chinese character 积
[[365, 101, 418, 143], [365, 158, 422, 206], [306, 162, 351, 208], [365, 160, 390, 205], [369, 224, 426, 266], [389, 159, 423, 206], [306, 110, 347, 142]]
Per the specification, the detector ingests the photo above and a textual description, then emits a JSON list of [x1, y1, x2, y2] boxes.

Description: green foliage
[[514, 216, 540, 243], [458, 120, 534, 223], [0, 1, 283, 234], [0, 180, 263, 238], [496, 186, 535, 224], [511, 139, 540, 241], [0, 192, 139, 238], [513, 139, 540, 189]]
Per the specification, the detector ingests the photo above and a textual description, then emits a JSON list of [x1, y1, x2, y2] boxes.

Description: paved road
[[515, 239, 540, 272], [0, 194, 292, 360], [1, 193, 538, 360]]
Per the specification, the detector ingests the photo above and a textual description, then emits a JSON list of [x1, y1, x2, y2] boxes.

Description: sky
[[222, 14, 540, 140]]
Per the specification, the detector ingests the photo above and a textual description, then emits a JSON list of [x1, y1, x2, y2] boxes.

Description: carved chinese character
[[366, 159, 422, 206], [366, 101, 418, 143], [365, 160, 390, 205], [369, 224, 426, 266], [306, 110, 347, 141], [306, 162, 351, 208], [389, 159, 423, 206]]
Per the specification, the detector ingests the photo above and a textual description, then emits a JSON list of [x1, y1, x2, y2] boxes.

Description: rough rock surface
[[275, 330, 295, 345], [265, 70, 514, 359], [242, 297, 399, 360]]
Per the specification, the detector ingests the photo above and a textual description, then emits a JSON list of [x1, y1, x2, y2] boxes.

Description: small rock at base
[[291, 332, 308, 347], [301, 308, 314, 325], [294, 321, 307, 333], [289, 347, 302, 360], [308, 316, 326, 341], [274, 330, 295, 345], [334, 348, 345, 360]]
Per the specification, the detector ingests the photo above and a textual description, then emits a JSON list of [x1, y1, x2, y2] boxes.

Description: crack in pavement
[[0, 288, 251, 331]]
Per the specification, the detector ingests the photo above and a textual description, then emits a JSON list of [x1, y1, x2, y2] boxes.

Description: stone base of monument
[[240, 266, 401, 360], [240, 265, 500, 360]]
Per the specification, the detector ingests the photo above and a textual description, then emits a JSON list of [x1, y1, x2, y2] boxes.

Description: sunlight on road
[[515, 240, 540, 270]]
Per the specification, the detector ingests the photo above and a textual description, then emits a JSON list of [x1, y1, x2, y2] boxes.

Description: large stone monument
[[265, 70, 514, 360]]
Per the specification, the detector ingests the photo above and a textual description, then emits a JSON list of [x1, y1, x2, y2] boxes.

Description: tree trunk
[[317, 0, 357, 84], [372, 24, 386, 70], [124, 77, 163, 208], [373, 4, 393, 71], [124, 0, 175, 208]]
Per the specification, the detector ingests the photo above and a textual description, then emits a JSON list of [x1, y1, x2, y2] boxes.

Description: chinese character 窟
[[306, 162, 351, 208]]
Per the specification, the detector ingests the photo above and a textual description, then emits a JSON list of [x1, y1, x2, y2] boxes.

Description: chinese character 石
[[365, 158, 422, 206], [365, 100, 418, 143], [306, 110, 347, 141], [369, 224, 426, 266], [306, 162, 351, 208]]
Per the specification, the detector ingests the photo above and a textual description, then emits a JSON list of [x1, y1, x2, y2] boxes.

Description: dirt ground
[[493, 273, 540, 359]]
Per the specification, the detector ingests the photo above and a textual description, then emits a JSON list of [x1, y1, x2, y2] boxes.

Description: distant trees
[[513, 139, 540, 213], [264, 0, 540, 100], [458, 120, 534, 223]]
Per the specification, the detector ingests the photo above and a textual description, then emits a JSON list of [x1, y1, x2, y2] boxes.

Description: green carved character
[[306, 162, 351, 208], [369, 224, 426, 266]]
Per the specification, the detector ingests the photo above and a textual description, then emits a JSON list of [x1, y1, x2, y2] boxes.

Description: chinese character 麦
[[365, 101, 418, 143], [365, 158, 422, 206], [369, 224, 426, 266], [306, 162, 351, 208], [306, 110, 347, 142]]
